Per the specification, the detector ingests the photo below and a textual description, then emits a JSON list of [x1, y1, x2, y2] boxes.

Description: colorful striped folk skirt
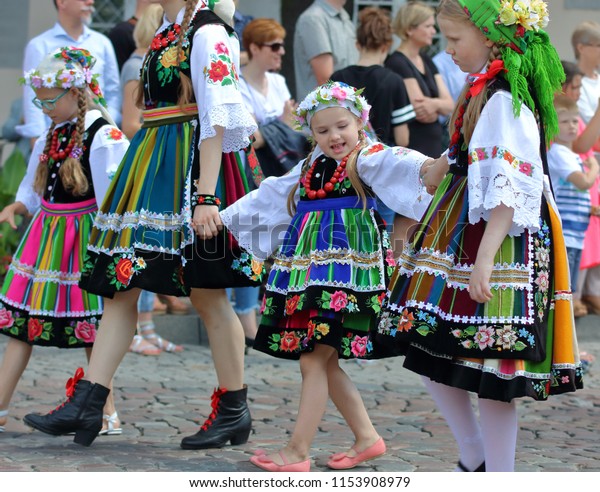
[[377, 173, 583, 401], [0, 199, 101, 348], [254, 196, 396, 360], [79, 104, 263, 298]]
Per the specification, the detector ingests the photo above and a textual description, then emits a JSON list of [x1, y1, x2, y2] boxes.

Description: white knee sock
[[478, 397, 517, 472], [422, 377, 485, 471]]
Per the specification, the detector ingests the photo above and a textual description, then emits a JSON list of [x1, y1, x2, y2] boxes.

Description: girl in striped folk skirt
[[0, 47, 128, 435], [377, 0, 583, 472]]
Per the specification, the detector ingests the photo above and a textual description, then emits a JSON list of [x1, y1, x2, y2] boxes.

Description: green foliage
[[0, 148, 27, 276]]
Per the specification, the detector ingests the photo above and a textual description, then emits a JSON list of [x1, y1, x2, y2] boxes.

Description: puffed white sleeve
[[220, 162, 303, 260], [14, 136, 46, 213], [357, 143, 432, 221], [88, 125, 129, 207], [465, 91, 543, 235], [190, 24, 257, 152]]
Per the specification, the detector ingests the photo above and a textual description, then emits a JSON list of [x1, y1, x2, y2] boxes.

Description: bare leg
[[84, 347, 119, 432], [189, 288, 244, 390], [263, 344, 335, 465], [237, 310, 258, 340], [86, 289, 140, 387], [0, 338, 33, 427], [327, 356, 380, 454]]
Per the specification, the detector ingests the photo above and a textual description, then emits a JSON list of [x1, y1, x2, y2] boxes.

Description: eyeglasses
[[32, 89, 70, 111], [260, 42, 285, 52]]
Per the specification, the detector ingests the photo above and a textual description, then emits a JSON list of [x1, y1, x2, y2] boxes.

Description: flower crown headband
[[294, 81, 371, 136], [454, 0, 562, 144], [20, 47, 107, 108], [457, 0, 549, 53]]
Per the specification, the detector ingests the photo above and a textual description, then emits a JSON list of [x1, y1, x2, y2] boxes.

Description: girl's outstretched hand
[[192, 204, 223, 240], [468, 260, 494, 303], [422, 154, 449, 194]]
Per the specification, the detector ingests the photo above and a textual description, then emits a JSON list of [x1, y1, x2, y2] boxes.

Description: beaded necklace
[[304, 143, 360, 200], [40, 125, 79, 166], [149, 7, 202, 52]]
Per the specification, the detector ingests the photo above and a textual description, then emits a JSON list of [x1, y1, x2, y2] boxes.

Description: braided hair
[[33, 88, 89, 196]]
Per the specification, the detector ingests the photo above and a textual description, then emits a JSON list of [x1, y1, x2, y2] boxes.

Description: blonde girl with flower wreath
[[24, 0, 263, 450], [0, 47, 128, 436], [221, 80, 441, 471], [377, 0, 583, 472]]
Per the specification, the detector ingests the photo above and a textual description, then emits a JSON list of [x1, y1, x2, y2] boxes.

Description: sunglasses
[[260, 42, 285, 52], [32, 89, 70, 111]]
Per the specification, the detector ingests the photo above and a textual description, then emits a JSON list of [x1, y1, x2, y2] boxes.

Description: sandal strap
[[0, 409, 8, 418]]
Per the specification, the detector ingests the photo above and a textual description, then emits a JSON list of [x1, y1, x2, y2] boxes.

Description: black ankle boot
[[180, 386, 251, 450], [23, 368, 110, 447]]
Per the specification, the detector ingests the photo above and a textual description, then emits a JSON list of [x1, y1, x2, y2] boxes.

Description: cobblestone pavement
[[0, 316, 598, 473]]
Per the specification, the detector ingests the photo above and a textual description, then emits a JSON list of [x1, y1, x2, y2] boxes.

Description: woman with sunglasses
[[240, 18, 299, 163]]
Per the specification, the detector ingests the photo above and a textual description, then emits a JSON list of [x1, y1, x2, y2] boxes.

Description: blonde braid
[[176, 0, 198, 108], [33, 123, 55, 196], [59, 89, 89, 196], [346, 130, 370, 212]]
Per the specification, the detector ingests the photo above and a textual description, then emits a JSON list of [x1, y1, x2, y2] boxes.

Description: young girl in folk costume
[[0, 47, 128, 436], [24, 0, 262, 448], [222, 80, 438, 471], [378, 0, 583, 472]]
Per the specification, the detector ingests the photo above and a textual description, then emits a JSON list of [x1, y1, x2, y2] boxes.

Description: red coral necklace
[[150, 24, 181, 51], [48, 127, 77, 163], [305, 144, 359, 200]]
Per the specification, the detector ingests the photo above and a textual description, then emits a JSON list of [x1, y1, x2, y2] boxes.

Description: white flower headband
[[20, 47, 106, 108], [294, 81, 371, 136]]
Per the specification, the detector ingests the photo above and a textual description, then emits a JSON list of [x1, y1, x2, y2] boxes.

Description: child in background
[[222, 81, 439, 472], [0, 47, 128, 435], [547, 95, 600, 316], [560, 61, 600, 319]]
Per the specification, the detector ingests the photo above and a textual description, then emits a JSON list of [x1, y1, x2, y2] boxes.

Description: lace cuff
[[199, 103, 257, 152], [468, 173, 542, 235]]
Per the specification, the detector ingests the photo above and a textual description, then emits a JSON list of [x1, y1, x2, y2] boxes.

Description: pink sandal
[[327, 437, 386, 470], [250, 450, 310, 472]]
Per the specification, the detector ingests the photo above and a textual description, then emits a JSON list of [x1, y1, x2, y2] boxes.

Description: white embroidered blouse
[[221, 142, 431, 260], [456, 90, 545, 236]]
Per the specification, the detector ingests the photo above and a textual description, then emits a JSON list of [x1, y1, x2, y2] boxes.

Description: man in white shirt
[[18, 0, 121, 147]]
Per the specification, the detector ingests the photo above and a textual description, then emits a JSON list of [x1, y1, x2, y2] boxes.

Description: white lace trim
[[94, 208, 188, 232], [87, 242, 187, 257], [266, 279, 386, 295], [199, 103, 256, 152], [468, 171, 541, 236], [397, 245, 533, 292], [410, 344, 554, 380], [8, 260, 81, 285]]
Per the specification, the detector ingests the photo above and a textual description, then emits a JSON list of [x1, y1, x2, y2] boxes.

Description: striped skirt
[[80, 104, 262, 298], [377, 173, 583, 401], [254, 196, 395, 360], [0, 199, 101, 348]]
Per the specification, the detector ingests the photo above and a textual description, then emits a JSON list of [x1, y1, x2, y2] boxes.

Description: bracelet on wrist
[[191, 193, 221, 207]]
